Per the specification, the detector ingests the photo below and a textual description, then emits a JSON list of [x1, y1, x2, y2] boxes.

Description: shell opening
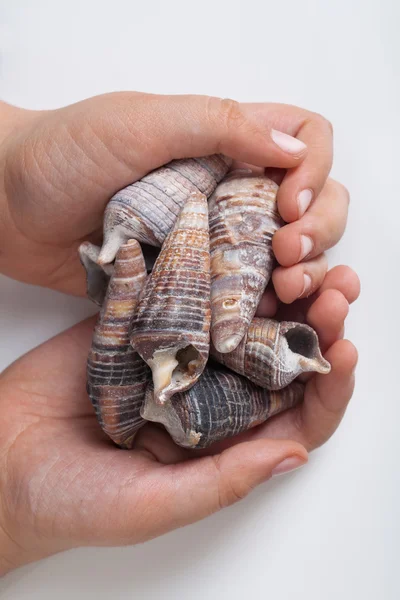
[[284, 325, 331, 374], [148, 344, 202, 404]]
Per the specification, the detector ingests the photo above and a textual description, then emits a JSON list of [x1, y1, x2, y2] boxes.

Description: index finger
[[240, 103, 333, 222]]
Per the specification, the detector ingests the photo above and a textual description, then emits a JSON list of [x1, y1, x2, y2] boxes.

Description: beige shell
[[211, 317, 331, 390], [130, 192, 211, 404], [208, 171, 282, 354], [87, 239, 150, 448], [141, 364, 304, 449], [98, 154, 231, 265]]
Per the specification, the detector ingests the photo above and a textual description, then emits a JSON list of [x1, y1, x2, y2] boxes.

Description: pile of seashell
[[79, 155, 330, 450]]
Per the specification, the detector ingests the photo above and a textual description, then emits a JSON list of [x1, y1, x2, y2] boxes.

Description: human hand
[[0, 93, 344, 300], [0, 266, 359, 575]]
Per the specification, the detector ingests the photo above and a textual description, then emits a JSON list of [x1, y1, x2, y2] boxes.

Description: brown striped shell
[[211, 317, 331, 390], [79, 241, 114, 306], [209, 171, 283, 354], [98, 154, 231, 265], [87, 239, 151, 448], [141, 364, 304, 449], [130, 192, 211, 404]]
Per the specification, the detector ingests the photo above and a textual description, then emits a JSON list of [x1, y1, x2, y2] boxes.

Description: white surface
[[0, 0, 398, 598]]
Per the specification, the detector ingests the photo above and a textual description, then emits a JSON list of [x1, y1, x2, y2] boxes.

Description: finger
[[255, 287, 278, 317], [132, 439, 307, 539], [233, 103, 333, 222], [306, 289, 349, 351], [272, 179, 349, 267], [276, 117, 333, 222], [316, 265, 361, 304], [296, 339, 358, 449], [272, 254, 328, 304], [251, 339, 357, 451], [133, 423, 191, 464]]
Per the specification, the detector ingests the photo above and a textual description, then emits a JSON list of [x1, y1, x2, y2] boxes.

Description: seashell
[[79, 242, 161, 305], [130, 192, 211, 404], [208, 172, 283, 354], [87, 239, 151, 448], [98, 154, 232, 265], [79, 241, 114, 306], [141, 364, 304, 449], [211, 317, 331, 390]]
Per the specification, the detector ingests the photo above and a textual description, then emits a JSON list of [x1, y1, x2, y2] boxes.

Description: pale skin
[[0, 93, 359, 575]]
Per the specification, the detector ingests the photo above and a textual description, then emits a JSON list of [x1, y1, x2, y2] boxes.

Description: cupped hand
[[0, 266, 359, 575], [0, 93, 342, 299]]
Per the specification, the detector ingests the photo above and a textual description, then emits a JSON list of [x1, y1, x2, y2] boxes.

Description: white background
[[0, 0, 398, 598]]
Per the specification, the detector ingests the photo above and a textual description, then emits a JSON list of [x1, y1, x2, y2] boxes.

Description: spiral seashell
[[211, 317, 331, 390], [98, 154, 232, 265], [141, 365, 304, 449], [87, 239, 151, 448], [209, 172, 283, 354], [130, 192, 211, 404], [79, 242, 114, 306]]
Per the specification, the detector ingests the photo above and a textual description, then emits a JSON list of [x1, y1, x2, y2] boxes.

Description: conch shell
[[87, 239, 150, 448], [98, 154, 231, 265], [211, 317, 331, 390], [130, 192, 211, 404], [141, 364, 304, 449], [209, 172, 282, 353]]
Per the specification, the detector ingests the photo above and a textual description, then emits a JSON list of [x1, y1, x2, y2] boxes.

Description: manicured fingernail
[[299, 273, 312, 298], [297, 189, 313, 218], [299, 235, 313, 261], [272, 456, 306, 476], [271, 129, 307, 155]]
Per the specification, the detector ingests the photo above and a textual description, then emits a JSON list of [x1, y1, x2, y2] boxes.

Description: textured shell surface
[[208, 171, 283, 354], [211, 317, 331, 390], [141, 364, 304, 449], [98, 154, 231, 265], [79, 241, 114, 306], [87, 239, 151, 448], [130, 192, 211, 404]]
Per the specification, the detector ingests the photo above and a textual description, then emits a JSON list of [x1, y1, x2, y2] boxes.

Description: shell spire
[[211, 317, 331, 390], [209, 172, 283, 354], [130, 192, 211, 404], [141, 365, 304, 449], [98, 154, 231, 265], [79, 241, 114, 306], [87, 239, 150, 448]]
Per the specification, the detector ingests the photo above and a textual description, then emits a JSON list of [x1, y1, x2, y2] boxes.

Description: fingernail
[[272, 456, 306, 476], [299, 235, 313, 261], [297, 189, 313, 218], [271, 129, 307, 155], [299, 273, 312, 298]]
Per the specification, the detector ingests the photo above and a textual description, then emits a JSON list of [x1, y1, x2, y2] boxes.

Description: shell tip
[[213, 332, 244, 354]]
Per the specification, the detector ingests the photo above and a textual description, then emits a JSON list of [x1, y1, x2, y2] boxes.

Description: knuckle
[[211, 455, 251, 510], [311, 112, 334, 136], [217, 97, 247, 132], [328, 179, 351, 205]]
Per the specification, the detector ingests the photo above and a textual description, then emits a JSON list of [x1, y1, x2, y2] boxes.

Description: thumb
[[153, 439, 308, 532]]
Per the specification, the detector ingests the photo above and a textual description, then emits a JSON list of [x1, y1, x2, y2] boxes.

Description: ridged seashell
[[141, 365, 304, 449], [98, 154, 231, 265], [209, 172, 283, 354], [79, 242, 161, 305], [211, 317, 331, 390], [130, 192, 211, 404], [87, 239, 151, 448], [79, 242, 114, 306]]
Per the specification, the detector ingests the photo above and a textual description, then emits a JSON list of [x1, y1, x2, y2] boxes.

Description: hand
[[0, 93, 343, 300], [0, 266, 359, 575]]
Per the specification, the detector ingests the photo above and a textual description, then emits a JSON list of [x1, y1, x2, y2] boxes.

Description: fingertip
[[272, 265, 304, 304], [308, 288, 350, 325], [325, 265, 361, 304], [324, 339, 359, 374]]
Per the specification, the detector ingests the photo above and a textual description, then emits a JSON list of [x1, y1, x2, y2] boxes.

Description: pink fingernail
[[297, 189, 313, 218], [299, 235, 313, 261], [271, 129, 307, 155], [299, 273, 312, 298], [272, 456, 306, 476]]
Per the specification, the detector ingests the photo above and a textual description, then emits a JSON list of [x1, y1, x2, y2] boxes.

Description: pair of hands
[[0, 93, 359, 574]]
